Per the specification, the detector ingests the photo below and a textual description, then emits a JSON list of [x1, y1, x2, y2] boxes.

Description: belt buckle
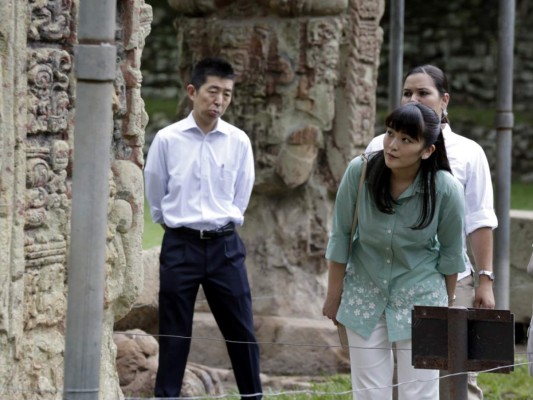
[[200, 230, 211, 240]]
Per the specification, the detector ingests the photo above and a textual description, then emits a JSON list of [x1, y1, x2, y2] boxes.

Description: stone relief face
[[23, 266, 66, 329], [112, 199, 133, 234], [220, 48, 248, 83], [305, 19, 341, 83], [48, 91, 70, 133], [113, 67, 128, 118], [27, 49, 72, 135], [176, 14, 349, 191], [28, 0, 73, 42], [26, 158, 50, 188], [170, 2, 382, 323], [50, 140, 69, 172], [28, 58, 53, 97], [26, 187, 48, 209], [24, 207, 48, 229]]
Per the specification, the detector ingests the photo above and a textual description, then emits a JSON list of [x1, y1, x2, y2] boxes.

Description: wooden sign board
[[412, 306, 514, 373]]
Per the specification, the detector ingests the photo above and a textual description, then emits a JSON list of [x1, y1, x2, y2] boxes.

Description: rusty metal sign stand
[[412, 306, 514, 400]]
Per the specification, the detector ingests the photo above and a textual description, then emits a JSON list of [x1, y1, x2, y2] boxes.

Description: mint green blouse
[[326, 155, 466, 342]]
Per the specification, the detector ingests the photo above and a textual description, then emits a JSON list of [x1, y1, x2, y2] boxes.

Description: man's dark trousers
[[155, 227, 262, 399]]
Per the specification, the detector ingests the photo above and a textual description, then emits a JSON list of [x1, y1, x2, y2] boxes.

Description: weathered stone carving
[[1, 0, 152, 398], [27, 49, 72, 135], [169, 0, 384, 319], [169, 0, 350, 16], [274, 125, 322, 189], [24, 235, 67, 268], [28, 0, 74, 42], [100, 1, 152, 397], [259, 0, 349, 16]]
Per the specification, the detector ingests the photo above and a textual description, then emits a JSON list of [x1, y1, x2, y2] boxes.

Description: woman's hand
[[445, 273, 457, 307], [322, 294, 342, 325], [323, 260, 347, 326]]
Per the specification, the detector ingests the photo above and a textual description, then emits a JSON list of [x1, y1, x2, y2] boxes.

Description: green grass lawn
[[478, 356, 533, 400], [266, 359, 533, 399], [230, 359, 533, 399], [143, 200, 164, 249], [511, 181, 533, 210]]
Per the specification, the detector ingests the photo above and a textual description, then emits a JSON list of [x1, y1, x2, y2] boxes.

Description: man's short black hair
[[190, 57, 235, 90]]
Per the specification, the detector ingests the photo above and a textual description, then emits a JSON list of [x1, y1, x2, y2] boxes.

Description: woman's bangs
[[385, 107, 424, 140]]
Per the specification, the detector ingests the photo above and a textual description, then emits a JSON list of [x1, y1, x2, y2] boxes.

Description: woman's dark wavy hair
[[367, 103, 452, 229]]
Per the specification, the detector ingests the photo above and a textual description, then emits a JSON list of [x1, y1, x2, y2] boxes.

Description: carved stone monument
[[1, 0, 384, 396], [168, 0, 384, 318], [113, 0, 384, 387], [0, 0, 152, 399]]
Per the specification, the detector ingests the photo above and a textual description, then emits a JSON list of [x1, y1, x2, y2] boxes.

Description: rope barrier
[[2, 311, 531, 398], [0, 357, 531, 399], [113, 329, 533, 356]]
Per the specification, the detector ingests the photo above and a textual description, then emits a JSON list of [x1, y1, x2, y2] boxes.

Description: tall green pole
[[63, 1, 116, 398]]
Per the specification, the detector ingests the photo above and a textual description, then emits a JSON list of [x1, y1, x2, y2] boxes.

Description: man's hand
[[473, 278, 495, 308]]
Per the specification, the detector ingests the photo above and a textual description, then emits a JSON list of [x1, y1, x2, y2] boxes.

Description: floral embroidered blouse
[[326, 155, 466, 342]]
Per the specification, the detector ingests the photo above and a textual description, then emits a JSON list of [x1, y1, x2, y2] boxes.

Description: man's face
[[188, 75, 234, 131]]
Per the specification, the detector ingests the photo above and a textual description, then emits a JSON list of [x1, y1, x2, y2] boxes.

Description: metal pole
[[448, 307, 468, 400], [494, 0, 515, 310], [388, 0, 405, 111], [63, 1, 116, 399]]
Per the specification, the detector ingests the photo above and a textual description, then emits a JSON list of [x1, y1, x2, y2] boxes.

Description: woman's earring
[[442, 108, 448, 117]]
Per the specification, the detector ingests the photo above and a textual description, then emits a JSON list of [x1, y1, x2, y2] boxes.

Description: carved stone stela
[[1, 0, 382, 396], [0, 0, 152, 399], [169, 0, 384, 318]]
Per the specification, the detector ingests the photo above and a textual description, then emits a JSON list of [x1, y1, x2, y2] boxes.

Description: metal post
[[448, 307, 468, 400], [494, 0, 515, 309], [388, 0, 405, 111], [63, 1, 116, 399]]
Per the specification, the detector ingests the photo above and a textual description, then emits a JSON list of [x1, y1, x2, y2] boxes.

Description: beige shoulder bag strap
[[338, 154, 368, 348], [348, 154, 368, 255]]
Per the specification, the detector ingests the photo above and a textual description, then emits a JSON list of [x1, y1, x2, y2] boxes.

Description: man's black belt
[[173, 222, 235, 239]]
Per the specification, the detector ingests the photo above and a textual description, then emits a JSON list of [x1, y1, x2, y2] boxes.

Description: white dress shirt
[[144, 112, 255, 231], [366, 123, 498, 280]]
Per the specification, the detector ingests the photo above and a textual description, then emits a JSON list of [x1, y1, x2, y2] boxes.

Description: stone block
[[509, 210, 533, 324], [188, 313, 349, 375]]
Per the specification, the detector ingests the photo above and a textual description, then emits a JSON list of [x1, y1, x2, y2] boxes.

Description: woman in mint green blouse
[[323, 102, 466, 400]]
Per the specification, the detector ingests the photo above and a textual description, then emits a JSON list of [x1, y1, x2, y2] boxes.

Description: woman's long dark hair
[[367, 103, 452, 229]]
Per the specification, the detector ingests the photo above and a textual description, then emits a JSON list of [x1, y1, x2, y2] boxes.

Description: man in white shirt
[[366, 64, 498, 400], [144, 57, 262, 398]]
